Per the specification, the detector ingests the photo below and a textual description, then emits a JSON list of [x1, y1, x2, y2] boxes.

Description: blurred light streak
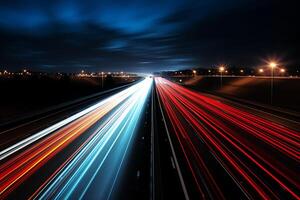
[[0, 78, 152, 198], [155, 77, 300, 199], [0, 80, 145, 160], [34, 77, 152, 199]]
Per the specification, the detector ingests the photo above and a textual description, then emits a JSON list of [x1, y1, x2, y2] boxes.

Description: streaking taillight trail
[[155, 77, 299, 199]]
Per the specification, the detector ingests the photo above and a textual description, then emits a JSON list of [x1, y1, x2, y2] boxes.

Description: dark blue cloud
[[0, 0, 299, 72]]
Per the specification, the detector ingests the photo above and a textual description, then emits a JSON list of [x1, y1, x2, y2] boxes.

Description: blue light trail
[[34, 77, 152, 199]]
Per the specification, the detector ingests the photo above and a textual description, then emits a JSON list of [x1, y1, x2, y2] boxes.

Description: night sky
[[0, 0, 299, 72]]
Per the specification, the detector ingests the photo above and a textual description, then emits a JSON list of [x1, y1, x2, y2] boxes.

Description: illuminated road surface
[[0, 78, 152, 199], [155, 77, 300, 199], [1, 76, 299, 199]]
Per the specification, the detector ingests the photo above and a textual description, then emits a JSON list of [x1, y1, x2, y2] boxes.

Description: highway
[[0, 78, 153, 199], [0, 76, 299, 199], [155, 77, 300, 199], [0, 82, 140, 150]]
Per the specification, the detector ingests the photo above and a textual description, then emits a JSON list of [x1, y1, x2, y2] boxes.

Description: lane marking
[[155, 84, 190, 200], [170, 157, 175, 169], [150, 83, 155, 200]]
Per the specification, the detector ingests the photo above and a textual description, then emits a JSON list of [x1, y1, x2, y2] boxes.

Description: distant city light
[[259, 69, 264, 73], [240, 69, 244, 73], [280, 68, 285, 73]]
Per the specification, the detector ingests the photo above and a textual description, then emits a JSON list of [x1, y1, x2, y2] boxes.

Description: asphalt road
[[154, 77, 300, 199], [0, 78, 153, 199], [0, 81, 140, 149], [0, 77, 299, 199]]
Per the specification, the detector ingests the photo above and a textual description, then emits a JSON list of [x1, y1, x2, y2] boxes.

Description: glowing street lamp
[[192, 70, 197, 76], [219, 66, 225, 72], [269, 62, 277, 68], [280, 68, 285, 73], [259, 69, 264, 73]]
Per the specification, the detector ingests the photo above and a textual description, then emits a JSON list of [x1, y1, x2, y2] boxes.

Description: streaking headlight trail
[[0, 80, 144, 161], [0, 78, 152, 199]]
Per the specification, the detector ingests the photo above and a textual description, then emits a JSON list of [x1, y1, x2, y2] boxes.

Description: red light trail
[[155, 77, 300, 199]]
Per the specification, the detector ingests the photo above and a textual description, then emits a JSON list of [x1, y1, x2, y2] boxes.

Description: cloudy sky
[[0, 0, 299, 72]]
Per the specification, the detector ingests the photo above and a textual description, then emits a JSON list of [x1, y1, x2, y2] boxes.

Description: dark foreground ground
[[0, 76, 139, 124], [168, 76, 300, 113]]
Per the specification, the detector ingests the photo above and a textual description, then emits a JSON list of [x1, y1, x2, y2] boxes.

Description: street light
[[259, 69, 264, 73], [269, 62, 277, 104], [192, 70, 197, 76], [280, 68, 285, 73], [269, 62, 277, 68], [219, 66, 225, 88], [101, 72, 104, 88]]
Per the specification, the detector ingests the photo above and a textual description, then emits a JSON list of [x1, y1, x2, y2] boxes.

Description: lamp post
[[219, 66, 225, 88], [101, 72, 104, 88], [192, 70, 197, 76], [269, 62, 277, 104]]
